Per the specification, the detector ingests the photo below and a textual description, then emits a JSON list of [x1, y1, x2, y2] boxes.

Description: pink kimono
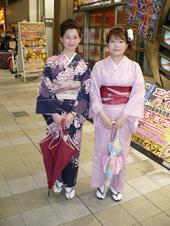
[[90, 56, 145, 192]]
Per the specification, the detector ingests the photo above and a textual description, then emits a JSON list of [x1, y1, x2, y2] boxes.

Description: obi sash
[[53, 80, 81, 100], [100, 86, 132, 105]]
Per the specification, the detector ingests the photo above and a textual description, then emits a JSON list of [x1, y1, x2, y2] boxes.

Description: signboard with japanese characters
[[126, 0, 166, 41], [131, 83, 170, 170], [73, 0, 113, 12], [17, 22, 48, 82]]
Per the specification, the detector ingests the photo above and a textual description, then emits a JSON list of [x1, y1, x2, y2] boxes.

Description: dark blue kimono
[[36, 53, 90, 187]]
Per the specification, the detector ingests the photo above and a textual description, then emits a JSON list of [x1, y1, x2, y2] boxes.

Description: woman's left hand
[[113, 116, 127, 129]]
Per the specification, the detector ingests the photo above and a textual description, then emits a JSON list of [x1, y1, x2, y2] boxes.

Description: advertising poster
[[18, 22, 48, 75], [126, 0, 166, 41], [73, 0, 112, 11], [131, 83, 170, 169]]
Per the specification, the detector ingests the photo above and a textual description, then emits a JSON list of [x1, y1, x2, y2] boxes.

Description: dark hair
[[60, 19, 82, 37], [106, 26, 134, 53]]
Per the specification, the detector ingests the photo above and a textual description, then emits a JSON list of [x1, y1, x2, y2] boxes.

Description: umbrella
[[101, 130, 123, 198], [39, 122, 78, 196]]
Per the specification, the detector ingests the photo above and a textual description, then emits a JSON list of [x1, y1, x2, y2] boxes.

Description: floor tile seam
[[139, 211, 169, 224], [126, 180, 163, 198], [2, 188, 25, 221], [127, 173, 164, 189], [75, 194, 104, 225], [1, 102, 42, 155], [13, 190, 52, 214], [0, 214, 27, 226], [121, 204, 163, 224], [0, 171, 91, 198], [143, 190, 170, 212], [43, 196, 91, 225], [163, 209, 170, 217], [118, 203, 142, 225], [124, 181, 170, 210]]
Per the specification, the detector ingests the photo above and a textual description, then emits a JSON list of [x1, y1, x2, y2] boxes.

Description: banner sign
[[18, 22, 48, 75], [73, 0, 113, 11], [131, 83, 170, 170], [126, 0, 166, 41]]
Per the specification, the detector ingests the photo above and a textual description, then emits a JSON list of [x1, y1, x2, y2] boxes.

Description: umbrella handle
[[60, 118, 67, 136], [111, 128, 118, 142]]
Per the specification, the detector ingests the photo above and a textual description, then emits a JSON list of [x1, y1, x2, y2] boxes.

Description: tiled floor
[[0, 69, 170, 226]]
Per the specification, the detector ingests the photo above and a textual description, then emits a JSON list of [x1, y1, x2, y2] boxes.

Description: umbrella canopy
[[39, 123, 78, 192], [101, 131, 123, 197]]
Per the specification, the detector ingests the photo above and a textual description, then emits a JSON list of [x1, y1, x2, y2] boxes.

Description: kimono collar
[[110, 56, 127, 69], [61, 52, 77, 65]]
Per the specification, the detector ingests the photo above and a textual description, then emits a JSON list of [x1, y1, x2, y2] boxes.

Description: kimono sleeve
[[36, 62, 56, 114], [123, 63, 145, 118], [89, 62, 103, 115], [72, 66, 91, 118]]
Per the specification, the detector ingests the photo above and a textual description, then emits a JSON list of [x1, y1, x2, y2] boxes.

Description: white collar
[[62, 52, 77, 65]]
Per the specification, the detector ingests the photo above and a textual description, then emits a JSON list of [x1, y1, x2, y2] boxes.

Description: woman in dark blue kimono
[[36, 19, 90, 199]]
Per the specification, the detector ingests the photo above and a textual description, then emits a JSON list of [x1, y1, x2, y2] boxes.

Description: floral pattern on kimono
[[36, 53, 90, 187]]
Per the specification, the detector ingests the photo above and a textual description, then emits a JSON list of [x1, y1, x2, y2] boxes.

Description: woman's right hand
[[99, 111, 113, 129], [52, 113, 64, 124]]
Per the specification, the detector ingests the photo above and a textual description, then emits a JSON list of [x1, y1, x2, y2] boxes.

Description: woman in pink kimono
[[90, 26, 145, 201]]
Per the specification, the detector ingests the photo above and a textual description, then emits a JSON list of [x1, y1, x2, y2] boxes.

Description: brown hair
[[106, 26, 134, 55], [60, 18, 82, 37]]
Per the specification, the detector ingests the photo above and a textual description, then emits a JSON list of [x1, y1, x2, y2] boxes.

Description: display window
[[88, 45, 101, 61], [89, 12, 103, 26], [104, 11, 115, 27], [89, 28, 101, 44], [74, 12, 85, 56]]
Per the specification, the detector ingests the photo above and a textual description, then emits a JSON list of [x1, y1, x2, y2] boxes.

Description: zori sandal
[[96, 186, 106, 200], [111, 190, 122, 202], [53, 180, 63, 194], [64, 187, 75, 200]]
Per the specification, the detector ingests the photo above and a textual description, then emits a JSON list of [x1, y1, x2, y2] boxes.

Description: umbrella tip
[[47, 189, 51, 197]]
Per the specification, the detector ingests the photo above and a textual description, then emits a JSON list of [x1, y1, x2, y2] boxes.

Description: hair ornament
[[127, 28, 134, 41]]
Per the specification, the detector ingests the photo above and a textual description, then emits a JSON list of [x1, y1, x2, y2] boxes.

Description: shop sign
[[131, 83, 170, 170], [126, 0, 166, 41], [18, 22, 48, 77], [73, 0, 114, 12]]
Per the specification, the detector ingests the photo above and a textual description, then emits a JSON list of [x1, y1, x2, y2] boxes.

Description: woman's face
[[60, 29, 81, 52], [107, 35, 128, 58]]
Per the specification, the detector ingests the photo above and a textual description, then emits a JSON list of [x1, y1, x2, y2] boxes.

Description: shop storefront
[[73, 0, 170, 89], [73, 0, 170, 170]]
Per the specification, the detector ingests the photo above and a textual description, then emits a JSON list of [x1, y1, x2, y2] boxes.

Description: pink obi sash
[[100, 86, 132, 105]]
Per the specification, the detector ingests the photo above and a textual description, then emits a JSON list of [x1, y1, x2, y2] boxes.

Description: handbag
[[39, 123, 78, 190]]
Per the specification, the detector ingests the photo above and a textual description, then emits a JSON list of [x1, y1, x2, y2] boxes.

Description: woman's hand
[[52, 113, 63, 124], [64, 112, 76, 124], [113, 116, 127, 129], [99, 111, 113, 129]]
